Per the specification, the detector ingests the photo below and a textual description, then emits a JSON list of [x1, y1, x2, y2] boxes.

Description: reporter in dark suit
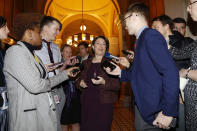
[[105, 3, 179, 131], [76, 36, 120, 131]]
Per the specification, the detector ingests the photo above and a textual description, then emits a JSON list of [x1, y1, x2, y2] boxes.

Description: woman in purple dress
[[76, 36, 120, 131]]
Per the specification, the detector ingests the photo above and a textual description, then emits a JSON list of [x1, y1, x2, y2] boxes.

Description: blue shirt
[[136, 26, 148, 39]]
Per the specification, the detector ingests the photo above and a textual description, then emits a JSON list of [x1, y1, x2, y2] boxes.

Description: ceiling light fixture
[[80, 0, 86, 32]]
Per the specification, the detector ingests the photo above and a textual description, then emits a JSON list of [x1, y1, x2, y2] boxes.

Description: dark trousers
[[0, 109, 9, 131], [134, 105, 162, 131], [175, 103, 185, 131]]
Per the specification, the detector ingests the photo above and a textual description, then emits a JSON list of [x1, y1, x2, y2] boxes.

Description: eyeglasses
[[188, 1, 197, 7], [122, 14, 133, 27], [123, 14, 133, 22]]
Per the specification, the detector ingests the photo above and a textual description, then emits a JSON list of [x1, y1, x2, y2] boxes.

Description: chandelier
[[66, 33, 94, 47], [66, 0, 94, 48], [80, 0, 86, 32]]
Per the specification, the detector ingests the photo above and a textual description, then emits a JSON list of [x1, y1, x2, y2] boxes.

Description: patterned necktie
[[42, 39, 56, 75]]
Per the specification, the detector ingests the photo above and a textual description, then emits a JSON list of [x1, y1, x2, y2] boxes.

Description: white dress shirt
[[35, 41, 62, 77]]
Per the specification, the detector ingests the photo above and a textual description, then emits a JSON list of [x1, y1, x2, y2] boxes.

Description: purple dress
[[80, 62, 113, 131]]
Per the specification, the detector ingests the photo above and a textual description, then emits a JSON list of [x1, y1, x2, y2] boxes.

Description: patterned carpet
[[67, 99, 135, 131], [111, 101, 135, 131], [66, 83, 135, 131]]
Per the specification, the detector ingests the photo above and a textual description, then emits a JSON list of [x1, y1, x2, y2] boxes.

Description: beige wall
[[164, 0, 186, 19], [108, 37, 120, 56], [164, 0, 197, 39]]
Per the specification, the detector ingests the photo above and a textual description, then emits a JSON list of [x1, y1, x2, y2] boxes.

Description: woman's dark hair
[[0, 16, 7, 47], [92, 36, 109, 54], [0, 16, 7, 29], [12, 13, 43, 40]]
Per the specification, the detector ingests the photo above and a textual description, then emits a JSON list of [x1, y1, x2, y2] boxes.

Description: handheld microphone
[[104, 52, 119, 60]]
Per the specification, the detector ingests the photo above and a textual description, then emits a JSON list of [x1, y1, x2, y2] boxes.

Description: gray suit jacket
[[3, 41, 69, 131]]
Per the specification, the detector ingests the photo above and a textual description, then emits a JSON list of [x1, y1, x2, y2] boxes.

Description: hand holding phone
[[66, 67, 80, 77], [119, 57, 130, 68], [48, 62, 63, 68], [70, 56, 82, 65], [101, 60, 116, 71], [45, 62, 63, 72], [71, 68, 80, 75], [122, 50, 134, 60], [91, 76, 105, 85], [122, 50, 132, 55]]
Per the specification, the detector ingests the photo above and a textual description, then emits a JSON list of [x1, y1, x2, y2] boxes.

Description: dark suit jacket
[[121, 28, 179, 125], [0, 48, 5, 107], [76, 57, 120, 104], [0, 48, 5, 87]]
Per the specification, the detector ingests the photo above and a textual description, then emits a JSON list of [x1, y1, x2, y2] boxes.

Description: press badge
[[54, 95, 60, 104]]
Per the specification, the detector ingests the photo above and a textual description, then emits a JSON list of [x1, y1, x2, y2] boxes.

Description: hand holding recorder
[[122, 50, 134, 60]]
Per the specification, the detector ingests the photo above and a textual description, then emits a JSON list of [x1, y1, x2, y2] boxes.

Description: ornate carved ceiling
[[44, 0, 121, 42]]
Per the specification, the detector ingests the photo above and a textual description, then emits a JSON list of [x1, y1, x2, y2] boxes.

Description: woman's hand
[[179, 69, 188, 78], [179, 68, 197, 82], [91, 76, 105, 85], [80, 80, 88, 88]]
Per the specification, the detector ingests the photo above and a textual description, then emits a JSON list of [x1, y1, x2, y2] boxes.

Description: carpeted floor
[[67, 99, 135, 131], [111, 100, 134, 131], [67, 96, 135, 131]]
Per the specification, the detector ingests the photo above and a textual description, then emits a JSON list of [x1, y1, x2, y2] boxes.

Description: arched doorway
[[44, 0, 122, 56]]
